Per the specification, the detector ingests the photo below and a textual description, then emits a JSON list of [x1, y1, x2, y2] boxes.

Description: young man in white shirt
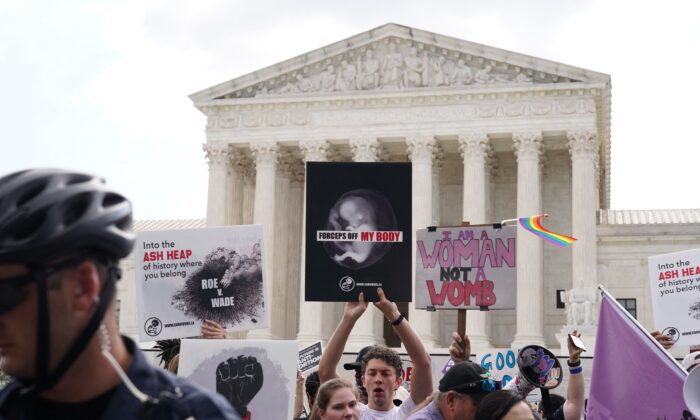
[[319, 288, 433, 419]]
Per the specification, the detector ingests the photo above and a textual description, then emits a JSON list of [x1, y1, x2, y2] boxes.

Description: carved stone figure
[[474, 65, 493, 84], [381, 43, 403, 89], [430, 56, 447, 87], [357, 49, 380, 90], [564, 288, 598, 326], [335, 60, 357, 91], [420, 52, 431, 87], [450, 59, 473, 85], [319, 65, 336, 92], [296, 74, 315, 92], [403, 47, 423, 88]]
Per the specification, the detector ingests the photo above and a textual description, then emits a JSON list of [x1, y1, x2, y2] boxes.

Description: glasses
[[0, 255, 93, 315], [448, 378, 501, 394], [0, 272, 36, 315]]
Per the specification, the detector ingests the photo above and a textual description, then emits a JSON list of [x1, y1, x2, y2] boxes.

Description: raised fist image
[[216, 355, 264, 417]]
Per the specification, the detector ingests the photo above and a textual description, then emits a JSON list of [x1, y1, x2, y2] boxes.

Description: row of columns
[[202, 129, 599, 349]]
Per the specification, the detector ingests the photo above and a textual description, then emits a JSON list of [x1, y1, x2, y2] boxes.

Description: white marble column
[[247, 141, 279, 340], [568, 130, 598, 291], [345, 136, 386, 350], [458, 133, 492, 350], [511, 132, 546, 348], [432, 146, 443, 226], [407, 135, 440, 348], [203, 143, 229, 227], [241, 158, 255, 225], [296, 139, 331, 346], [226, 150, 245, 225], [272, 152, 293, 338], [285, 160, 305, 340]]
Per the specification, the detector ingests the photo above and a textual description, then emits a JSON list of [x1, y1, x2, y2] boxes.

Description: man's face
[[361, 358, 401, 411], [0, 263, 79, 378], [0, 264, 39, 377], [444, 392, 478, 420]]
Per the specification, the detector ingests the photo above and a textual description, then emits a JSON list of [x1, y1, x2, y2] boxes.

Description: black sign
[[298, 342, 323, 372]]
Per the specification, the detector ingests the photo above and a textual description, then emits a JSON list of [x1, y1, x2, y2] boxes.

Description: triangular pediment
[[190, 23, 609, 102]]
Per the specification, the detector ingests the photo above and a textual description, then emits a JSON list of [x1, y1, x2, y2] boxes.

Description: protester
[[682, 351, 700, 373], [294, 371, 306, 419], [0, 168, 239, 419], [475, 390, 535, 420], [343, 345, 374, 404], [650, 330, 674, 350], [306, 371, 321, 408], [319, 288, 432, 418], [309, 378, 360, 420], [538, 331, 585, 420]]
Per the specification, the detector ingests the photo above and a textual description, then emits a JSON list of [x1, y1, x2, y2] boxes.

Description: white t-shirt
[[359, 398, 416, 420]]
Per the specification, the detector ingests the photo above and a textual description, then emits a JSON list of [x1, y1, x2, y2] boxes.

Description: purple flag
[[587, 294, 691, 419]]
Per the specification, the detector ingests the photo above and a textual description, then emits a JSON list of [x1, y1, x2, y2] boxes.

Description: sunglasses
[[448, 378, 502, 394], [0, 272, 36, 315]]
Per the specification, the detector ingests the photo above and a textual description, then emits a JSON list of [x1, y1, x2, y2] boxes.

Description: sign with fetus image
[[178, 339, 297, 420], [305, 162, 412, 302], [134, 225, 268, 342]]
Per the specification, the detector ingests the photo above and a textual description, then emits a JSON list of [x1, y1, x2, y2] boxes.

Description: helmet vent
[[7, 211, 46, 241], [102, 193, 123, 208], [17, 181, 48, 207], [62, 193, 91, 228], [66, 174, 91, 185]]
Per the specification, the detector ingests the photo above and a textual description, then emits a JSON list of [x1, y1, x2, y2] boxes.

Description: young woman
[[475, 390, 537, 420], [309, 378, 360, 420]]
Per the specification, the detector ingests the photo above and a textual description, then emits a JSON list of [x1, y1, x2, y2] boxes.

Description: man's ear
[[73, 261, 101, 312], [394, 374, 403, 389]]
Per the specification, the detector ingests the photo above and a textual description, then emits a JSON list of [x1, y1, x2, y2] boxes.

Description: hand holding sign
[[449, 331, 471, 363], [201, 320, 227, 339], [373, 288, 401, 321], [343, 292, 368, 322], [216, 355, 264, 417]]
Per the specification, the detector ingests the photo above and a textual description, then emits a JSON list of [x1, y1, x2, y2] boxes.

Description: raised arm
[[448, 331, 471, 363], [373, 288, 433, 404], [563, 330, 585, 420], [318, 292, 368, 383]]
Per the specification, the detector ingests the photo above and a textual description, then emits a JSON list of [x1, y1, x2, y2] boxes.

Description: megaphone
[[504, 345, 563, 418], [684, 365, 700, 416]]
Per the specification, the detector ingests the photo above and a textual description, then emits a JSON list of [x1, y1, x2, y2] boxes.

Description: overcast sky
[[1, 0, 698, 220]]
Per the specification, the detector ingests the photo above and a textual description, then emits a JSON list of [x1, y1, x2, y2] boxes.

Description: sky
[[1, 0, 699, 220]]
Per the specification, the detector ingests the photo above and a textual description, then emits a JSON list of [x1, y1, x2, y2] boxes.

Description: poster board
[[648, 248, 700, 346], [476, 348, 518, 387], [415, 225, 517, 309], [179, 339, 296, 420], [134, 225, 267, 341], [298, 342, 322, 373], [305, 162, 412, 302]]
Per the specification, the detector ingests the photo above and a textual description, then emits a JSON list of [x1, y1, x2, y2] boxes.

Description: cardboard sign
[[415, 226, 517, 309], [648, 248, 700, 346], [305, 162, 412, 302], [134, 225, 268, 341], [178, 339, 296, 420], [298, 342, 322, 373]]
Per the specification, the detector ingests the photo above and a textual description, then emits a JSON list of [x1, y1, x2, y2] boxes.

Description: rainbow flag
[[518, 215, 576, 247]]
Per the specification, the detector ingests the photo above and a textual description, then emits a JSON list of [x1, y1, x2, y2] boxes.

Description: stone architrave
[[297, 139, 332, 347], [511, 132, 545, 348], [203, 143, 229, 227], [346, 136, 386, 350], [458, 132, 492, 351], [247, 141, 278, 339], [407, 135, 439, 348]]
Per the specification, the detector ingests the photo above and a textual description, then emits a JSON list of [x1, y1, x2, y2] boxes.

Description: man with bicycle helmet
[[0, 169, 239, 419]]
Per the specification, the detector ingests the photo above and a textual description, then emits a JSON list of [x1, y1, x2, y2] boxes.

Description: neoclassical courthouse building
[[117, 24, 700, 357]]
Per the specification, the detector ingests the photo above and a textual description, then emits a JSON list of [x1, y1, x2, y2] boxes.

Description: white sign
[[179, 339, 297, 420], [476, 349, 518, 387], [134, 225, 267, 341], [648, 248, 700, 347]]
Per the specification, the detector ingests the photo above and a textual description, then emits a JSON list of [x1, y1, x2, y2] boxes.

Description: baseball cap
[[343, 346, 375, 371], [682, 351, 700, 372], [439, 361, 495, 400]]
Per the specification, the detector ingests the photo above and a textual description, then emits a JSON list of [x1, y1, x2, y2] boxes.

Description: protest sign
[[134, 225, 267, 341], [298, 341, 322, 373], [179, 339, 297, 420], [477, 349, 518, 387], [648, 248, 700, 346], [305, 162, 412, 302], [415, 225, 517, 309]]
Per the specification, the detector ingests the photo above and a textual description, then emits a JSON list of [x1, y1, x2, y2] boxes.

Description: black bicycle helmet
[[0, 168, 135, 265]]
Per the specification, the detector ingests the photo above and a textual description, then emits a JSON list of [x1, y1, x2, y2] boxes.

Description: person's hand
[[449, 332, 471, 362], [567, 330, 583, 362], [343, 292, 368, 321], [216, 355, 264, 418], [296, 370, 304, 389], [201, 320, 227, 339], [651, 330, 674, 350], [373, 288, 400, 321]]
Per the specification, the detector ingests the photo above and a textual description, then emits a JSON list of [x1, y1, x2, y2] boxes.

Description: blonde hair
[[309, 378, 358, 420]]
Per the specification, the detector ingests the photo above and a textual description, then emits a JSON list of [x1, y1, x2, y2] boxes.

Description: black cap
[[439, 361, 490, 396], [343, 346, 375, 371]]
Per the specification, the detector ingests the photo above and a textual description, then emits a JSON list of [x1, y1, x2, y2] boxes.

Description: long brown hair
[[309, 378, 358, 420]]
